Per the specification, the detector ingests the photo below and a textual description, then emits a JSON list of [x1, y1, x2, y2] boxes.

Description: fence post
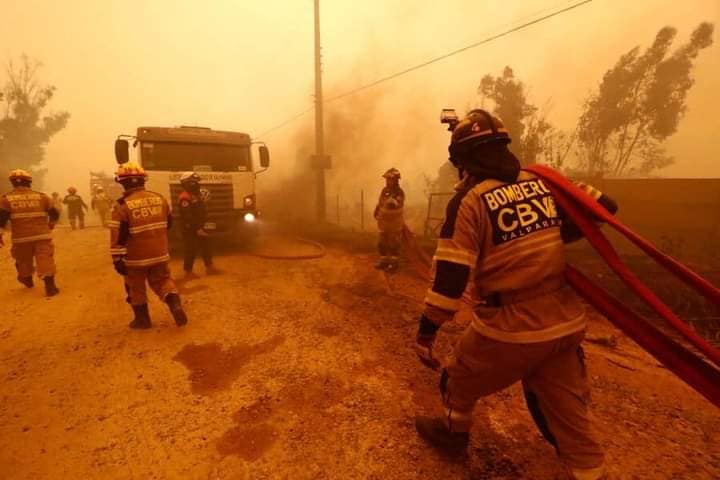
[[360, 189, 364, 231], [425, 193, 434, 238]]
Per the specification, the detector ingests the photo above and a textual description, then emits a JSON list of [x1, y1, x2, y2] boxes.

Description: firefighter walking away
[[414, 109, 619, 480], [63, 186, 88, 229], [109, 162, 188, 329], [0, 169, 60, 296], [178, 171, 221, 279], [374, 168, 405, 272]]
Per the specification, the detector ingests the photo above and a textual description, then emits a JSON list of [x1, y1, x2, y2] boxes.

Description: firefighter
[[413, 110, 618, 480], [109, 162, 188, 329], [178, 171, 220, 278], [373, 168, 405, 272], [91, 186, 113, 227], [0, 169, 60, 296], [63, 186, 88, 229], [50, 192, 64, 224]]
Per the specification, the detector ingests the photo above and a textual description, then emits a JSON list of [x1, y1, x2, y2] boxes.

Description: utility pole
[[313, 0, 326, 222]]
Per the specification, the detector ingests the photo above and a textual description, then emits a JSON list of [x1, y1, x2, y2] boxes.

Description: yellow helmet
[[115, 162, 147, 180], [8, 169, 32, 181]]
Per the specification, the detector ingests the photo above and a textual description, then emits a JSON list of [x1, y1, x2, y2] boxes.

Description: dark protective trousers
[[124, 262, 178, 306], [68, 210, 85, 229], [378, 231, 402, 258], [182, 231, 212, 272]]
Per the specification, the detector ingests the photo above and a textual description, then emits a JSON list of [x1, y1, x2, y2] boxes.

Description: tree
[[577, 23, 714, 177], [0, 55, 70, 187], [477, 66, 555, 166]]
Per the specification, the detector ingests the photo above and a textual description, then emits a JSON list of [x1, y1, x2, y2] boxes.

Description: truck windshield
[[140, 142, 251, 172]]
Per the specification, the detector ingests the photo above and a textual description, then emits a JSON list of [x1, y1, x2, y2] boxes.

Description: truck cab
[[115, 126, 269, 239]]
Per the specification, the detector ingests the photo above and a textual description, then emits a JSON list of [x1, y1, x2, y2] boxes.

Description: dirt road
[[1, 227, 718, 479]]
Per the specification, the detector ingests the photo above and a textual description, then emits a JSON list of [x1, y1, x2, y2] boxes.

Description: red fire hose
[[527, 164, 720, 407]]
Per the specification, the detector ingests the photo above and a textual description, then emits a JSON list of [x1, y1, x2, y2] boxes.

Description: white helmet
[[180, 172, 201, 184]]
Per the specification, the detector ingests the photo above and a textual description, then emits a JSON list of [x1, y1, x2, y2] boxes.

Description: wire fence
[[324, 190, 455, 237], [325, 190, 370, 232]]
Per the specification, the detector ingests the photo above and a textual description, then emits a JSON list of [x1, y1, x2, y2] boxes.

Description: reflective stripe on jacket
[[0, 187, 53, 243], [375, 186, 405, 233], [110, 188, 171, 267], [423, 171, 612, 343]]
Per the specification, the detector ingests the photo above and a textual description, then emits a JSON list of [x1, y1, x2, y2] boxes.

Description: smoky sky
[[1, 0, 718, 198]]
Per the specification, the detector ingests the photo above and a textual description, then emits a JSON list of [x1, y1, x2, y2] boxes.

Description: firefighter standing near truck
[[413, 110, 618, 480], [63, 186, 88, 230], [109, 162, 188, 329], [373, 168, 405, 272], [0, 169, 60, 296], [178, 172, 220, 279]]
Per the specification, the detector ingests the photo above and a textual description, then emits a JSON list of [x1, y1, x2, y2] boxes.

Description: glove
[[113, 258, 128, 276], [414, 315, 441, 370]]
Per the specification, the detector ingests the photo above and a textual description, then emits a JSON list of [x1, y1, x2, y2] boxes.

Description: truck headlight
[[244, 212, 256, 223]]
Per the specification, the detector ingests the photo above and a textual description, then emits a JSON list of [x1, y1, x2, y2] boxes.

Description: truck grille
[[169, 183, 234, 224]]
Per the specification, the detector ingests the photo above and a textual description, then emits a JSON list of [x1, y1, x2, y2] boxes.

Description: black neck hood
[[458, 143, 521, 184]]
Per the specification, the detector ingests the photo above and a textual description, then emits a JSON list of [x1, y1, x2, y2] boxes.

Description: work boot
[[129, 304, 152, 329], [43, 276, 60, 297], [165, 293, 188, 327], [415, 416, 469, 454], [17, 276, 34, 288]]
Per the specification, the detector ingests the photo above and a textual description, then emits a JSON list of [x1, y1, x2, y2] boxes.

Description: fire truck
[[114, 126, 269, 239]]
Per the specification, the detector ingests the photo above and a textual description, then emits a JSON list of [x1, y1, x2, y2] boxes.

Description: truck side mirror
[[115, 139, 129, 165], [259, 145, 270, 169]]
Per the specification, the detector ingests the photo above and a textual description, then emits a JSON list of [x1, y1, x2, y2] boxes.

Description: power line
[[326, 0, 593, 103], [255, 106, 314, 139], [255, 0, 593, 139]]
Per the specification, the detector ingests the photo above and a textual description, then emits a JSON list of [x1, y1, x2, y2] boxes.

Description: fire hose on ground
[[249, 236, 327, 260]]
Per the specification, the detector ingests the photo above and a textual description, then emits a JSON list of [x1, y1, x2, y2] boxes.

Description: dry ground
[[0, 227, 718, 479]]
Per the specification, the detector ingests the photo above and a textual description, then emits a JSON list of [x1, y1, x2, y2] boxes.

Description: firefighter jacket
[[109, 188, 172, 268], [0, 187, 59, 244], [178, 191, 207, 233], [374, 186, 405, 233], [423, 171, 616, 344], [92, 193, 113, 211], [63, 194, 88, 216]]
